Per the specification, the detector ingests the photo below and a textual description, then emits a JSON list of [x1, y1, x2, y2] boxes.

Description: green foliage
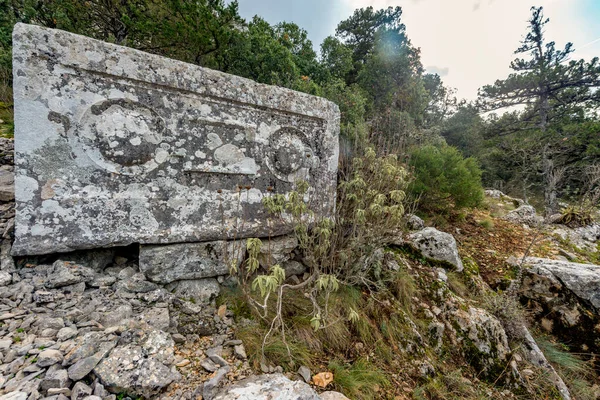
[[408, 145, 484, 212], [328, 358, 390, 400], [481, 293, 526, 342], [536, 335, 598, 400]]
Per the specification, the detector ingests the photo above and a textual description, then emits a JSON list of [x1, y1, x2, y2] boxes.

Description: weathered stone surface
[[0, 392, 28, 400], [518, 257, 600, 354], [406, 227, 464, 271], [0, 170, 14, 202], [521, 257, 600, 311], [165, 278, 221, 303], [139, 240, 242, 284], [450, 306, 510, 376], [257, 235, 298, 267], [12, 23, 339, 256], [213, 373, 321, 400], [94, 345, 180, 397], [504, 205, 542, 226]]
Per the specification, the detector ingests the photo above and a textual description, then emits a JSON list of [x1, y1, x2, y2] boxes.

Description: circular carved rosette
[[74, 99, 168, 175], [265, 127, 317, 182]]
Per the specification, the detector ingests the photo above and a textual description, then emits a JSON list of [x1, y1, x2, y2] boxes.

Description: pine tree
[[479, 6, 600, 215]]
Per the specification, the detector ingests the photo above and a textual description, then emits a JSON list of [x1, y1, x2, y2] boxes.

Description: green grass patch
[[328, 358, 390, 400]]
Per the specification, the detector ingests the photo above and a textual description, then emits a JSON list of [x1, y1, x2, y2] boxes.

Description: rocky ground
[[0, 135, 599, 399]]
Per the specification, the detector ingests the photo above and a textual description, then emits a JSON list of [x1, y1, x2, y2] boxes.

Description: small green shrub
[[478, 217, 495, 230], [408, 145, 484, 213], [328, 358, 390, 400]]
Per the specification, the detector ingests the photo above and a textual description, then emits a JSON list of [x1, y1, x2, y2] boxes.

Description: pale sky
[[237, 0, 600, 101]]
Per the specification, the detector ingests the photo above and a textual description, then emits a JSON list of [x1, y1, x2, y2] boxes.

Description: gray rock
[[36, 349, 64, 367], [257, 235, 298, 267], [213, 373, 321, 400], [203, 366, 230, 400], [0, 170, 14, 202], [521, 257, 600, 311], [504, 205, 542, 226], [450, 306, 510, 376], [282, 260, 306, 277], [40, 366, 71, 391], [139, 307, 170, 332], [71, 382, 93, 400], [171, 334, 186, 344], [406, 214, 425, 230], [56, 327, 78, 342], [233, 344, 247, 360], [33, 291, 57, 303], [0, 392, 28, 400], [297, 365, 311, 383], [100, 305, 132, 328], [165, 278, 221, 303], [68, 352, 108, 382], [200, 358, 219, 372], [45, 261, 95, 289], [12, 23, 339, 257], [36, 317, 65, 331], [0, 270, 11, 286], [406, 227, 464, 271], [139, 241, 244, 284], [94, 345, 180, 398], [63, 333, 116, 367]]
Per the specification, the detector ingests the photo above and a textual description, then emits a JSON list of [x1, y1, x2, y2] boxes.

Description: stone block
[[139, 240, 243, 284], [12, 23, 339, 256]]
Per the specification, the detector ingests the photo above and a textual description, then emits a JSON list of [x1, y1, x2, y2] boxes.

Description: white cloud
[[340, 0, 598, 100]]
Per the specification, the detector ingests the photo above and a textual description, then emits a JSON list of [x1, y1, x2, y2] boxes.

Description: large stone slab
[[11, 23, 339, 256]]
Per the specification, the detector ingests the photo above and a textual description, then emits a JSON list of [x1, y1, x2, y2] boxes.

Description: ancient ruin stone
[[139, 240, 243, 284], [11, 23, 339, 256]]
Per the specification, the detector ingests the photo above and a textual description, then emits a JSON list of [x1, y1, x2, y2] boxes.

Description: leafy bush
[[408, 145, 484, 212]]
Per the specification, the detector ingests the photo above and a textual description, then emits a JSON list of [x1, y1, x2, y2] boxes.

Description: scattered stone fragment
[[71, 381, 93, 400], [298, 365, 311, 383], [40, 366, 71, 391], [57, 327, 78, 342], [203, 366, 230, 400], [36, 349, 64, 367], [233, 344, 247, 360]]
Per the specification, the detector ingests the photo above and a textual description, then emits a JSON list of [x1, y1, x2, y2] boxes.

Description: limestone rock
[[0, 392, 27, 400], [93, 329, 179, 397], [257, 235, 298, 267], [11, 23, 339, 257], [0, 169, 14, 202], [406, 214, 425, 230], [521, 257, 600, 311], [504, 205, 542, 226], [406, 227, 464, 271], [45, 261, 95, 289], [165, 278, 220, 303], [36, 349, 63, 367], [213, 373, 321, 400], [0, 270, 11, 286], [450, 306, 509, 376], [71, 382, 93, 400], [94, 345, 180, 398], [140, 241, 243, 284], [519, 257, 600, 354], [282, 260, 307, 277]]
